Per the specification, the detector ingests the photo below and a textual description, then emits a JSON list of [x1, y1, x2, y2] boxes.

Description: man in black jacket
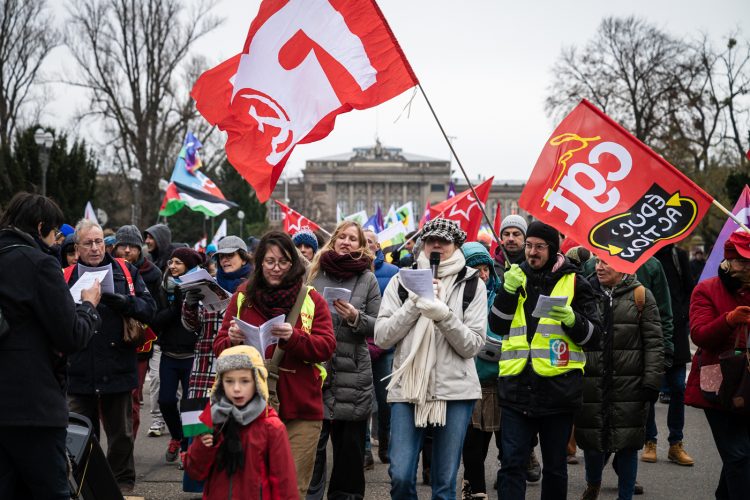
[[66, 219, 156, 493], [0, 193, 102, 499], [490, 221, 602, 500]]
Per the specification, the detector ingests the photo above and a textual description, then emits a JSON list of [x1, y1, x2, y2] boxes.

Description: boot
[[363, 450, 375, 470], [634, 481, 644, 495], [641, 440, 657, 463], [461, 480, 473, 500], [580, 483, 601, 500], [667, 441, 695, 466], [526, 450, 541, 482]]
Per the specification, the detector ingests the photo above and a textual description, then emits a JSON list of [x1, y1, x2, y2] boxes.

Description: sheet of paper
[[233, 315, 284, 358], [177, 271, 231, 313], [76, 263, 114, 294], [177, 268, 214, 285], [322, 287, 352, 314], [69, 270, 110, 303], [531, 295, 569, 319], [398, 269, 434, 301]]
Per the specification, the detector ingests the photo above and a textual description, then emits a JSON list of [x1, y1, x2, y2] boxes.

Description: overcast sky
[[43, 0, 748, 183]]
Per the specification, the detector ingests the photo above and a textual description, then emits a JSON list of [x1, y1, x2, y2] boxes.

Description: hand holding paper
[[548, 304, 576, 327], [398, 269, 434, 301]]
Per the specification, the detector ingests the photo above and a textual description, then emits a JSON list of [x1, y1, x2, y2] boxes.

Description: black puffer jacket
[[66, 253, 156, 394], [0, 228, 101, 427], [490, 255, 602, 416], [575, 274, 664, 452], [151, 272, 199, 355]]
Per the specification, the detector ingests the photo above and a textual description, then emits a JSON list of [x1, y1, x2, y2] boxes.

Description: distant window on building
[[313, 184, 327, 192], [431, 184, 444, 192], [355, 199, 366, 212], [269, 202, 281, 221]]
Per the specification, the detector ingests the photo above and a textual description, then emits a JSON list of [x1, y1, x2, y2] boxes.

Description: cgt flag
[[274, 200, 321, 234], [519, 99, 713, 274], [191, 0, 418, 202], [430, 177, 494, 242]]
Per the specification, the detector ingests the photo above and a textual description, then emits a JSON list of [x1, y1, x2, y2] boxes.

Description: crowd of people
[[0, 191, 748, 500]]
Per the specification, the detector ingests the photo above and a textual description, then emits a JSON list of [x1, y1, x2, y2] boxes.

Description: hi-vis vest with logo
[[499, 273, 585, 377], [236, 286, 327, 385]]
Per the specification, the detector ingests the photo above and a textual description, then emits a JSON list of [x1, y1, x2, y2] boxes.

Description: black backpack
[[396, 266, 479, 313]]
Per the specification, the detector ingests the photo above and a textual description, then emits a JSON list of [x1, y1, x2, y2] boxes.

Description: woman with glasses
[[214, 231, 335, 498]]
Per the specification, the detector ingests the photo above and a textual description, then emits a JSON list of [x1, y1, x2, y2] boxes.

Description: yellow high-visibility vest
[[499, 273, 585, 377]]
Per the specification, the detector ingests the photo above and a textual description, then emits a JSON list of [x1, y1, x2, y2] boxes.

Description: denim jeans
[[497, 407, 573, 500], [584, 448, 638, 500], [704, 408, 750, 500], [389, 400, 474, 500], [646, 363, 686, 444]]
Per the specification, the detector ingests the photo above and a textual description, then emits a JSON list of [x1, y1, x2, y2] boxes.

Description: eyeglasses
[[78, 239, 104, 249], [168, 259, 185, 267], [262, 258, 291, 270], [524, 243, 549, 252]]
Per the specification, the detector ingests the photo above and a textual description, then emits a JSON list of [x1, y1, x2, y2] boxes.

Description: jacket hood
[[144, 223, 172, 255], [589, 272, 640, 297]]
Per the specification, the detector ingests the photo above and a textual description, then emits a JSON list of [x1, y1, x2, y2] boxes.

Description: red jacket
[[184, 407, 298, 499], [685, 270, 750, 409], [214, 285, 335, 421]]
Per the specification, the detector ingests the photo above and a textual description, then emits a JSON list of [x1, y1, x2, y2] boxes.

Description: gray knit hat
[[115, 225, 144, 248], [500, 215, 528, 236]]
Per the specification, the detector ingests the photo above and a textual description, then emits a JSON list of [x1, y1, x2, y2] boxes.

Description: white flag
[[344, 210, 368, 226], [336, 204, 343, 223], [211, 219, 227, 245], [83, 201, 99, 224]]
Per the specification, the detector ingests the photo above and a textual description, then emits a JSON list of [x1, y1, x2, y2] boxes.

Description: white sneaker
[[147, 421, 165, 437]]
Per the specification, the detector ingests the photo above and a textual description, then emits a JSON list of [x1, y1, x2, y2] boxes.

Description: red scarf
[[251, 278, 303, 320], [319, 250, 372, 280]]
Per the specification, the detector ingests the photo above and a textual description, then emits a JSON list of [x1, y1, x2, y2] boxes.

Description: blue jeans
[[584, 449, 638, 500], [704, 408, 750, 500], [389, 400, 474, 500], [646, 363, 686, 444], [497, 407, 573, 500]]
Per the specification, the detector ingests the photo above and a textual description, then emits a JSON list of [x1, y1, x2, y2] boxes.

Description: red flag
[[490, 201, 502, 257], [419, 200, 431, 229], [275, 200, 321, 234], [519, 99, 713, 274], [430, 178, 493, 242], [191, 0, 418, 202]]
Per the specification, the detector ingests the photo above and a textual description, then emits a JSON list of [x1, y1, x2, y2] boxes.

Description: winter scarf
[[319, 250, 372, 280], [251, 278, 303, 319], [387, 250, 466, 427], [217, 262, 251, 293], [212, 394, 266, 476]]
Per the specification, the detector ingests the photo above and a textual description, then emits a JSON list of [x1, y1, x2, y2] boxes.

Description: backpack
[[634, 285, 646, 316], [396, 266, 479, 314]]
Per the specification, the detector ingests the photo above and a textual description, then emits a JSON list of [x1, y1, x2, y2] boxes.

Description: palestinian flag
[[159, 132, 237, 217], [180, 397, 212, 437]]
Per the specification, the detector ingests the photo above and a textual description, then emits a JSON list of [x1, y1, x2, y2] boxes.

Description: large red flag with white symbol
[[274, 200, 321, 234], [430, 178, 493, 242], [192, 0, 418, 202], [519, 99, 713, 274]]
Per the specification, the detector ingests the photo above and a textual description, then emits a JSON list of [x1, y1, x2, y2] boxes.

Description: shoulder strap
[[462, 275, 479, 313], [634, 285, 646, 314], [269, 285, 309, 369], [114, 258, 135, 296]]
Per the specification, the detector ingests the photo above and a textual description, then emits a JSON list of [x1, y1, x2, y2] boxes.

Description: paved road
[[123, 382, 722, 499]]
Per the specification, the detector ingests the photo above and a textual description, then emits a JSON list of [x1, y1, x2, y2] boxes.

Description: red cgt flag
[[519, 99, 713, 274], [191, 0, 418, 202], [274, 200, 321, 234], [430, 177, 493, 242]]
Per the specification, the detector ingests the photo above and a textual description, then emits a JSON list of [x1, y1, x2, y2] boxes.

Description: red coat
[[214, 285, 335, 421], [685, 271, 750, 409], [184, 407, 298, 500]]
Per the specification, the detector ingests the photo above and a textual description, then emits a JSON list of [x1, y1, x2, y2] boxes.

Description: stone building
[[267, 141, 528, 232]]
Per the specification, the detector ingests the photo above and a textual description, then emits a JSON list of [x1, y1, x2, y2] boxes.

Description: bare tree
[[0, 0, 59, 150], [718, 37, 750, 164], [65, 0, 221, 226]]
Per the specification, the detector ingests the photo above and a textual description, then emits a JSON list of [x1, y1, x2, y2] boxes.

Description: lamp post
[[127, 167, 143, 226], [237, 210, 245, 239], [34, 129, 54, 196], [158, 178, 169, 224]]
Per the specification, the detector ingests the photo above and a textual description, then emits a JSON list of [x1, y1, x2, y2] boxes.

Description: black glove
[[664, 351, 674, 369], [100, 292, 130, 313], [643, 387, 660, 404], [184, 289, 205, 308]]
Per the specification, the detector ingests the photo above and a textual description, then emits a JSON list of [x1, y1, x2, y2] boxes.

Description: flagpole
[[712, 199, 750, 233], [417, 83, 501, 247]]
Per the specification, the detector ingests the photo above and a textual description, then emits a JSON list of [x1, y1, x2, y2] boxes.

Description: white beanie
[[500, 215, 528, 236]]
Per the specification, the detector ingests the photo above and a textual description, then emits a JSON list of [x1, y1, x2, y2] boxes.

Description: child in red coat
[[184, 345, 298, 499]]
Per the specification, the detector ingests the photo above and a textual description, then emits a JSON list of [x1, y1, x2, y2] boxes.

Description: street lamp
[[237, 210, 245, 239], [158, 179, 169, 224], [34, 129, 54, 196], [127, 167, 143, 226]]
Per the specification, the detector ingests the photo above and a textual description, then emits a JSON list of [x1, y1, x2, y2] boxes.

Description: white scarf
[[387, 250, 466, 426]]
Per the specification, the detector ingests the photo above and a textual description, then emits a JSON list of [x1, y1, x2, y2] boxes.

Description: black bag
[[718, 328, 750, 414], [67, 412, 122, 499]]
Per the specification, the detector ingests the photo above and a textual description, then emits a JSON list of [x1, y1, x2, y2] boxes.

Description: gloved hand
[[726, 305, 750, 327], [548, 304, 576, 327], [503, 264, 524, 294], [643, 387, 660, 404], [184, 289, 205, 308], [664, 350, 674, 369], [433, 280, 444, 302], [100, 292, 130, 313], [416, 297, 450, 322]]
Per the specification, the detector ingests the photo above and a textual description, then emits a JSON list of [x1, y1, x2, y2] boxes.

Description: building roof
[[309, 140, 448, 164]]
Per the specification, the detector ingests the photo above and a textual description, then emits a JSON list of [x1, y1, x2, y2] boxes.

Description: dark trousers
[[0, 426, 70, 500], [498, 407, 573, 500], [68, 391, 135, 486], [646, 363, 686, 444], [307, 419, 367, 500], [462, 425, 502, 494], [132, 356, 149, 438], [158, 354, 193, 443], [371, 352, 393, 443], [704, 408, 750, 500]]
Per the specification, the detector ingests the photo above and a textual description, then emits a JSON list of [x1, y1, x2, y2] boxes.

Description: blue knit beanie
[[292, 229, 318, 253]]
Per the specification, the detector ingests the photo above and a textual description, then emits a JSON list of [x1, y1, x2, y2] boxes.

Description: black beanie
[[526, 221, 560, 257]]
